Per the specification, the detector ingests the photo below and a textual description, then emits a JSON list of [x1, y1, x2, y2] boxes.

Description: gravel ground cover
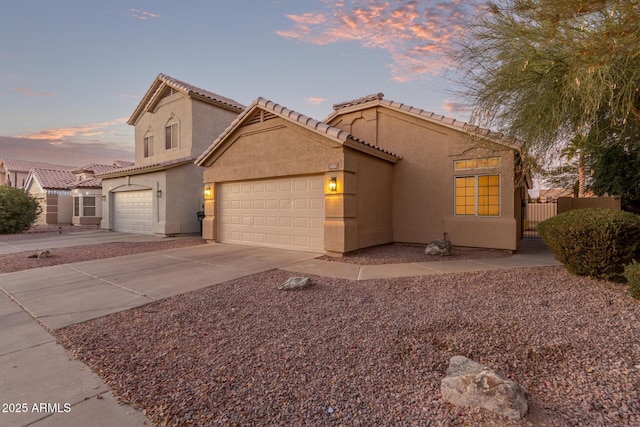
[[55, 266, 640, 426], [0, 237, 205, 274], [320, 243, 511, 264]]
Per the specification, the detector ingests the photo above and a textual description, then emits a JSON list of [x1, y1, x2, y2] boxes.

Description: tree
[[0, 187, 42, 234], [450, 0, 640, 162]]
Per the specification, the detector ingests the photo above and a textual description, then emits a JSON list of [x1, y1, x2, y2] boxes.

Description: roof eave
[[97, 159, 193, 179]]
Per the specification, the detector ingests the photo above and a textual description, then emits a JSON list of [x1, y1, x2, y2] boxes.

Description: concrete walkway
[[0, 236, 560, 426]]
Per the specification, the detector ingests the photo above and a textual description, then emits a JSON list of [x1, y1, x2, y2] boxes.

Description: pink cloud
[[277, 0, 483, 81], [441, 100, 473, 118], [17, 118, 129, 141], [305, 97, 327, 105], [15, 87, 54, 97], [129, 9, 160, 20]]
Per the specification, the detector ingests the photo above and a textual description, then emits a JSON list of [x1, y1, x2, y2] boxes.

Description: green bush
[[0, 187, 42, 234], [538, 208, 640, 281], [625, 260, 640, 299]]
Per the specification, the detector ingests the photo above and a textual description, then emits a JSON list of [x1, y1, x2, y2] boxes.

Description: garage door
[[113, 190, 153, 234], [218, 176, 324, 253]]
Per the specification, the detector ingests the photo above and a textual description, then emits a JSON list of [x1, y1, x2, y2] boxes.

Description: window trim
[[165, 122, 178, 150], [454, 157, 501, 171], [82, 196, 96, 217], [143, 135, 154, 158], [454, 174, 501, 217]]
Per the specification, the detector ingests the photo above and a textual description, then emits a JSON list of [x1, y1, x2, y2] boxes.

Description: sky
[[0, 0, 484, 166]]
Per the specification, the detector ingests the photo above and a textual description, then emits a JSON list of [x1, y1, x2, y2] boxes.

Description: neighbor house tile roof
[[128, 74, 245, 125], [328, 93, 521, 149], [1, 159, 76, 173], [96, 156, 196, 179], [28, 168, 77, 190], [196, 97, 401, 166]]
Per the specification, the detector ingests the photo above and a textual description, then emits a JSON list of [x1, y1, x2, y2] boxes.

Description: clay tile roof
[[333, 93, 384, 111], [1, 159, 76, 173], [326, 94, 523, 149], [29, 168, 77, 190], [196, 97, 400, 166], [71, 178, 103, 189], [96, 156, 195, 179], [157, 74, 246, 111]]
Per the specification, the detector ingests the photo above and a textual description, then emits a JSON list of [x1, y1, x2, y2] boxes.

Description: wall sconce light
[[328, 177, 337, 192], [102, 195, 106, 202], [156, 189, 162, 198], [204, 185, 213, 199]]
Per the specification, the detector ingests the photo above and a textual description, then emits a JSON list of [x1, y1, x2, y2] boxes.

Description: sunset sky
[[1, 0, 483, 166]]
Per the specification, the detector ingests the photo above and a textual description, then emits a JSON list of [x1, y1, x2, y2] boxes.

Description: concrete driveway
[[0, 241, 318, 427]]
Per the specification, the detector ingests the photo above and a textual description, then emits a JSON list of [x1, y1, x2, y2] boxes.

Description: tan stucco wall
[[330, 106, 521, 251], [201, 117, 394, 253], [101, 165, 203, 236], [133, 92, 239, 167], [557, 196, 622, 213]]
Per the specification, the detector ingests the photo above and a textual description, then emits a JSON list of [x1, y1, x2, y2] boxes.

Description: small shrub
[[0, 187, 42, 234], [625, 260, 640, 299], [538, 208, 640, 281]]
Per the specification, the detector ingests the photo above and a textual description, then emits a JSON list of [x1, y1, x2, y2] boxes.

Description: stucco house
[[97, 74, 245, 236], [24, 162, 131, 225], [196, 93, 527, 255], [0, 159, 76, 189]]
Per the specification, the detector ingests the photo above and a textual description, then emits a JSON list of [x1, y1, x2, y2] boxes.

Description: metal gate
[[522, 201, 557, 238]]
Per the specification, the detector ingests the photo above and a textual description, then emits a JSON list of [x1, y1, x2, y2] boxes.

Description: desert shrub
[[538, 208, 640, 281], [625, 260, 640, 299], [0, 187, 42, 234]]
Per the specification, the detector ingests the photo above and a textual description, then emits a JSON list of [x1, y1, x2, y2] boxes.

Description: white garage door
[[113, 190, 153, 234], [219, 176, 325, 253]]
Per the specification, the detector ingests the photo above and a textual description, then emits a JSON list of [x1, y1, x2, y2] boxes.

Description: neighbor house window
[[73, 197, 80, 217], [83, 197, 96, 216], [454, 157, 500, 171], [165, 123, 178, 149], [144, 135, 154, 157], [455, 175, 500, 216]]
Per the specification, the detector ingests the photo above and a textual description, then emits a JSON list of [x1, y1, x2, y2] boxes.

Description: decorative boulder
[[278, 277, 311, 291], [425, 239, 452, 256], [37, 250, 52, 259], [441, 356, 528, 420]]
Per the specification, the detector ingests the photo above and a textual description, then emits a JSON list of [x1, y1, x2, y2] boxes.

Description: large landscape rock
[[441, 355, 528, 420], [425, 239, 451, 256], [278, 277, 312, 291]]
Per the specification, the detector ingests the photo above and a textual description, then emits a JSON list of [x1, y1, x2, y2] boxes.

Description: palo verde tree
[[0, 186, 42, 234], [449, 0, 640, 167]]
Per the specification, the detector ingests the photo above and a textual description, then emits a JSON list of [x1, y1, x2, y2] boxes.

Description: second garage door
[[218, 176, 324, 253], [113, 190, 153, 234]]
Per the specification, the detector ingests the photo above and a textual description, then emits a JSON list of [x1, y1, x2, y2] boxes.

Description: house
[[24, 162, 131, 225], [97, 74, 245, 236], [196, 93, 527, 255], [0, 159, 76, 189]]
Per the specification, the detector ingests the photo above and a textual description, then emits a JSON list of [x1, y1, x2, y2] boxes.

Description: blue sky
[[0, 0, 481, 165]]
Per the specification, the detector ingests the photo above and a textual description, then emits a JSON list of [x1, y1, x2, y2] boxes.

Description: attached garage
[[113, 190, 153, 234], [218, 175, 325, 253]]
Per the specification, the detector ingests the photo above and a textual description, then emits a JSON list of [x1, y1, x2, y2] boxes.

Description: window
[[165, 123, 178, 149], [144, 135, 154, 157], [73, 197, 80, 217], [454, 157, 500, 171], [83, 196, 96, 217], [455, 175, 500, 216]]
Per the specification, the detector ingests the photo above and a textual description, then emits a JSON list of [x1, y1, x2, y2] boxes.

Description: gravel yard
[[55, 266, 640, 426]]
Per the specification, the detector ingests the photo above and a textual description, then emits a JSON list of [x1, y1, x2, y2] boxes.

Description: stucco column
[[202, 183, 216, 241], [324, 171, 358, 255]]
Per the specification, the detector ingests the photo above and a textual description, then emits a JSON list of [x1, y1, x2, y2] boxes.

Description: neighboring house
[[196, 93, 527, 255], [0, 159, 76, 188], [24, 162, 131, 225], [97, 74, 245, 236]]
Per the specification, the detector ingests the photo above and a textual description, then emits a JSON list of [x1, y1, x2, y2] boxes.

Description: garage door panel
[[219, 176, 324, 253], [113, 190, 153, 235]]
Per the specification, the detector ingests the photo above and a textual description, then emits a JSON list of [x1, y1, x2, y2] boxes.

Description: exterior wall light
[[101, 195, 106, 201], [156, 189, 162, 198], [328, 177, 337, 192], [204, 185, 213, 199]]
